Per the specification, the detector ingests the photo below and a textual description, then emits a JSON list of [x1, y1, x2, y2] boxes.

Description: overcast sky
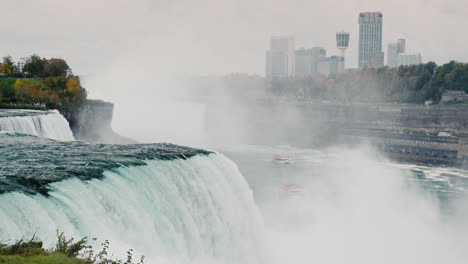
[[1, 0, 467, 78], [2, 0, 467, 142]]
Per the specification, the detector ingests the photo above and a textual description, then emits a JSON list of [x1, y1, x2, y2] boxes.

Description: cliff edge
[[72, 99, 135, 144]]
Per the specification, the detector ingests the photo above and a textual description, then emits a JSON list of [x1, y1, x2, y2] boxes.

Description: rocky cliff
[[72, 99, 135, 144]]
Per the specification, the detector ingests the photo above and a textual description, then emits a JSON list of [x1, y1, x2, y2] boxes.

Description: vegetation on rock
[[0, 233, 144, 264], [0, 54, 87, 128]]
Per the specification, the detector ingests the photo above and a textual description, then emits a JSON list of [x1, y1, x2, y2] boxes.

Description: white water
[[0, 110, 75, 141], [258, 147, 468, 264], [0, 154, 264, 264]]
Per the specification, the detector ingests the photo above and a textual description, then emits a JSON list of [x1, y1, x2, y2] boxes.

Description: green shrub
[[55, 232, 91, 258], [0, 232, 144, 264]]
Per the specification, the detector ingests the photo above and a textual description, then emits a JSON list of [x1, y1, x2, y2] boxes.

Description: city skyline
[[1, 0, 467, 80], [266, 11, 430, 74]]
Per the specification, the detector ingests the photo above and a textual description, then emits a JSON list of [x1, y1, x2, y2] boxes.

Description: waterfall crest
[[0, 154, 264, 264], [0, 110, 74, 141]]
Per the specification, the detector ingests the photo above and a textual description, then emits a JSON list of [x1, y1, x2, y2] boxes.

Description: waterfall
[[0, 154, 264, 264], [0, 110, 75, 141]]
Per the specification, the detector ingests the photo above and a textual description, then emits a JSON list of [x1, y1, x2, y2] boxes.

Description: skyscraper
[[358, 12, 383, 68], [388, 39, 406, 67], [265, 36, 295, 78]]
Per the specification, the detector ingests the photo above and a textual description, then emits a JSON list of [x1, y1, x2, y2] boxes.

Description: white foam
[[0, 110, 74, 141]]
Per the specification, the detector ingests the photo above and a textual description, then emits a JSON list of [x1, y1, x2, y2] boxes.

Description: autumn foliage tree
[[1, 56, 15, 76], [66, 77, 81, 95], [17, 55, 71, 78]]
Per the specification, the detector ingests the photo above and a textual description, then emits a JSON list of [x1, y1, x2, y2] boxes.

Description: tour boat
[[279, 183, 302, 193], [272, 154, 292, 164]]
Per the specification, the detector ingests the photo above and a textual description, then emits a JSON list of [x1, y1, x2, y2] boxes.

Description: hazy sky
[[2, 0, 467, 143], [1, 0, 467, 78]]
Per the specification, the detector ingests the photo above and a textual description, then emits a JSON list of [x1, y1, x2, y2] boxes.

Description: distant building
[[387, 43, 399, 67], [329, 56, 345, 74], [441, 90, 468, 102], [388, 39, 422, 68], [336, 31, 350, 67], [367, 52, 384, 68], [388, 39, 407, 67], [336, 31, 350, 54], [397, 53, 422, 67], [317, 56, 344, 75], [317, 60, 331, 75], [358, 12, 383, 68], [397, 39, 406, 53], [294, 47, 326, 77], [266, 36, 295, 78]]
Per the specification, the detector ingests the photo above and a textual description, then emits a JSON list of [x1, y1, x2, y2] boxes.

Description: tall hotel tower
[[358, 12, 383, 68], [265, 36, 295, 78]]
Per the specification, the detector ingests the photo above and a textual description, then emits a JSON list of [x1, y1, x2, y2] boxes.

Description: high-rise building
[[397, 53, 422, 66], [388, 39, 406, 67], [265, 36, 295, 78], [358, 12, 383, 68], [294, 47, 326, 77]]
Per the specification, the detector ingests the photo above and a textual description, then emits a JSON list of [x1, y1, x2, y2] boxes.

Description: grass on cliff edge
[[0, 232, 144, 264], [0, 252, 86, 264]]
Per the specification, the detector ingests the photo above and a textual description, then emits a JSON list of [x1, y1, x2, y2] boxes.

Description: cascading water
[[0, 134, 264, 264], [0, 110, 74, 141]]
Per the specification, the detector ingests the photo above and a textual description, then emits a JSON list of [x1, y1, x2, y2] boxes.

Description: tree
[[66, 77, 81, 95], [14, 79, 34, 101], [44, 58, 70, 77], [1, 56, 15, 76], [22, 54, 46, 77]]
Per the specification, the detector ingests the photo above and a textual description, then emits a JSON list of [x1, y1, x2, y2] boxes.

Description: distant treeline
[[0, 54, 70, 78], [269, 61, 468, 104], [0, 55, 86, 120]]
